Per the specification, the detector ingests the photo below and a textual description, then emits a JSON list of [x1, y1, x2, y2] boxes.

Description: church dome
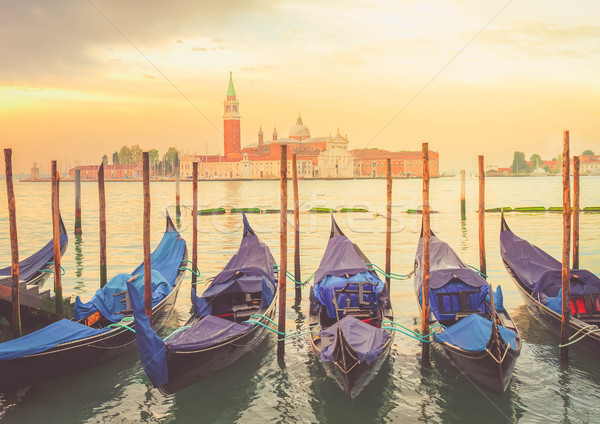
[[289, 115, 310, 140]]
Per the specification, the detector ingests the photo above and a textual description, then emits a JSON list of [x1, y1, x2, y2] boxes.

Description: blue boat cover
[[127, 281, 168, 388], [434, 313, 518, 351], [167, 315, 252, 352], [320, 315, 389, 365], [74, 271, 172, 322], [500, 221, 600, 297], [74, 228, 186, 322], [0, 235, 68, 282], [415, 234, 489, 321], [314, 272, 384, 319], [0, 319, 108, 360], [192, 214, 276, 317]]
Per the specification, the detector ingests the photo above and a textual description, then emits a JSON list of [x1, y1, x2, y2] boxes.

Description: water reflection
[[73, 234, 85, 294]]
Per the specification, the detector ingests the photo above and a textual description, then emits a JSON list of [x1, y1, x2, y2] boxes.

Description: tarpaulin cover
[[314, 236, 369, 284], [74, 271, 171, 322], [434, 313, 518, 351], [500, 221, 600, 297], [74, 227, 185, 322], [167, 315, 252, 352], [192, 214, 276, 317], [0, 235, 68, 283], [414, 233, 489, 320], [320, 315, 389, 365], [127, 281, 168, 387], [0, 319, 107, 360], [314, 272, 384, 319]]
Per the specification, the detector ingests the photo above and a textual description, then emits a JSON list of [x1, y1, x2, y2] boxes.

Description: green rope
[[365, 263, 412, 280], [41, 264, 66, 276], [244, 319, 286, 336], [467, 265, 488, 278], [273, 264, 308, 286], [164, 326, 191, 341], [304, 272, 316, 284], [381, 326, 431, 343], [179, 267, 201, 278], [106, 322, 136, 333], [381, 321, 446, 343], [180, 260, 201, 274], [249, 314, 279, 327]]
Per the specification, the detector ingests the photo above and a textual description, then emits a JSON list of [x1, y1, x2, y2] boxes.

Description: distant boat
[[500, 215, 600, 354], [414, 229, 521, 395], [0, 215, 69, 324], [308, 216, 394, 399]]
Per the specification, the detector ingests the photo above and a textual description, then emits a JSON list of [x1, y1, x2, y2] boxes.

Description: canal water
[[0, 176, 599, 423]]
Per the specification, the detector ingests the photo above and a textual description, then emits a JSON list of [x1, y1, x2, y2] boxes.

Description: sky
[[1, 0, 599, 175]]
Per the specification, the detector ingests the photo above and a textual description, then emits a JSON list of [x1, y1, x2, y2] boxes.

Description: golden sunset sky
[[1, 0, 599, 174]]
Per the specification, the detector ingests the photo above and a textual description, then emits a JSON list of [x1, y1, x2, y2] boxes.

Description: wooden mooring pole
[[573, 156, 580, 270], [278, 145, 288, 359], [51, 161, 63, 318], [560, 131, 571, 362], [421, 143, 431, 361], [98, 163, 107, 288], [143, 152, 152, 319], [192, 162, 198, 293], [176, 168, 181, 222], [292, 153, 301, 302], [478, 156, 487, 277], [460, 170, 466, 220], [75, 169, 82, 235], [385, 158, 392, 291], [4, 149, 22, 338]]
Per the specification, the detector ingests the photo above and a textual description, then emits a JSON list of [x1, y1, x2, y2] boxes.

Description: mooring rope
[[366, 263, 414, 280], [559, 323, 600, 348]]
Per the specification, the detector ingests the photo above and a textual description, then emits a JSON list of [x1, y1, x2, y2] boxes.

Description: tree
[[163, 147, 180, 176], [130, 144, 142, 164], [102, 155, 109, 165], [119, 146, 133, 164], [543, 165, 551, 173], [511, 151, 530, 174], [582, 149, 595, 156], [112, 151, 119, 165], [529, 153, 542, 170], [148, 149, 160, 166]]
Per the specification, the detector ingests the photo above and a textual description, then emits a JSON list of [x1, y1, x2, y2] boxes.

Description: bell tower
[[223, 72, 241, 157]]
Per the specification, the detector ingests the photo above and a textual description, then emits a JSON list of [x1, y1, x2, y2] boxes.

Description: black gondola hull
[[0, 262, 185, 391], [159, 300, 277, 395]]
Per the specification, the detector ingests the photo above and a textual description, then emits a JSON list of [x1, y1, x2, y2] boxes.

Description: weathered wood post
[[385, 158, 392, 291], [421, 143, 431, 361], [560, 131, 571, 362], [4, 149, 21, 337], [573, 156, 580, 270], [143, 152, 152, 319], [478, 156, 487, 277], [51, 160, 63, 318], [292, 153, 301, 302], [460, 170, 466, 220], [176, 168, 181, 223], [278, 145, 288, 359], [98, 163, 107, 288], [75, 169, 82, 235], [192, 162, 198, 292]]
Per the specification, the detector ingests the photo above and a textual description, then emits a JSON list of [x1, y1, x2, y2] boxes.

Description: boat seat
[[571, 294, 600, 322], [437, 290, 481, 321], [333, 282, 376, 320]]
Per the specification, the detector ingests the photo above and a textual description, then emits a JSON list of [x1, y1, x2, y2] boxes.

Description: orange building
[[352, 149, 440, 177], [68, 164, 142, 179]]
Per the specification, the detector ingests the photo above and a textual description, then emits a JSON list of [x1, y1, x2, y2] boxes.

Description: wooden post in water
[[192, 162, 198, 292], [143, 152, 152, 319], [278, 145, 288, 359], [421, 143, 431, 361], [460, 170, 466, 220], [75, 169, 82, 235], [478, 156, 487, 277], [292, 153, 301, 302], [175, 168, 181, 222], [560, 131, 571, 362], [98, 163, 107, 288], [573, 156, 580, 270], [4, 149, 21, 338], [51, 161, 63, 318], [385, 158, 392, 291]]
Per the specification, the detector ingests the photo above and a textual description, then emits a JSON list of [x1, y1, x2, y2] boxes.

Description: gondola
[[308, 216, 394, 399], [500, 215, 600, 354], [0, 214, 187, 390], [414, 229, 521, 395], [0, 215, 69, 324], [127, 214, 278, 395]]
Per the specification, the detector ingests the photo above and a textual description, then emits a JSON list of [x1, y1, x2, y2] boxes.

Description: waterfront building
[[68, 164, 141, 179], [30, 162, 40, 180], [580, 154, 600, 175], [352, 149, 440, 177]]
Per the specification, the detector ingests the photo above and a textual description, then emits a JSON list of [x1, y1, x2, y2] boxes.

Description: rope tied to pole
[[559, 324, 600, 348], [366, 263, 415, 280], [381, 320, 446, 343]]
